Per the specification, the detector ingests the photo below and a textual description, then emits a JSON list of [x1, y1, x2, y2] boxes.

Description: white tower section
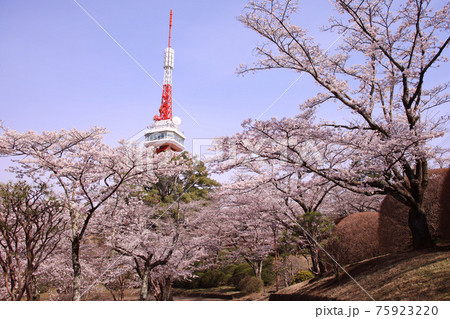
[[144, 120, 185, 152], [163, 47, 174, 85]]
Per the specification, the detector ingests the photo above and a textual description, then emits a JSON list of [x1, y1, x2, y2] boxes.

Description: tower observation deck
[[144, 10, 185, 153]]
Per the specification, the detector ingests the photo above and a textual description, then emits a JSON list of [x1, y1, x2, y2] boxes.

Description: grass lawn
[[271, 246, 450, 301]]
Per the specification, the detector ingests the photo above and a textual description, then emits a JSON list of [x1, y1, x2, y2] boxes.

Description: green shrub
[[222, 264, 238, 276], [172, 271, 203, 289], [184, 276, 202, 289], [230, 263, 254, 287], [199, 269, 227, 288], [221, 274, 232, 286], [237, 276, 264, 295], [175, 269, 228, 289], [174, 262, 267, 290], [292, 270, 314, 284], [261, 266, 275, 285]]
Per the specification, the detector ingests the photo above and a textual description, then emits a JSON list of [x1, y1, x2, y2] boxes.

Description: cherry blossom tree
[[61, 154, 202, 301], [109, 198, 179, 301], [147, 208, 214, 301], [328, 187, 383, 216], [36, 222, 136, 301], [134, 156, 220, 300], [100, 193, 216, 301], [210, 152, 336, 274], [209, 129, 342, 275], [0, 182, 65, 300], [36, 235, 75, 300], [234, 0, 449, 249], [0, 126, 155, 300], [78, 233, 136, 301], [213, 185, 279, 278]]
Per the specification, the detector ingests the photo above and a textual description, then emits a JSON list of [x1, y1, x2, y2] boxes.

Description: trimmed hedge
[[237, 276, 264, 295]]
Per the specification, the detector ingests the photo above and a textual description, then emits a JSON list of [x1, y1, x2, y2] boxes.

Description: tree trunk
[[318, 257, 326, 274], [118, 275, 125, 301], [31, 275, 40, 301], [72, 237, 82, 301], [254, 260, 263, 279], [408, 205, 435, 250], [4, 266, 17, 301], [104, 286, 117, 301], [25, 240, 35, 301], [139, 267, 151, 301], [160, 277, 173, 301], [309, 245, 322, 275], [403, 159, 434, 250], [24, 270, 35, 301]]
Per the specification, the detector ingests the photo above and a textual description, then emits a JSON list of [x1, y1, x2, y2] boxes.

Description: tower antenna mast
[[154, 9, 174, 121], [168, 9, 172, 48]]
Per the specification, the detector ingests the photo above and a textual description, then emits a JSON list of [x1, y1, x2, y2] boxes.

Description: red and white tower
[[145, 10, 185, 153]]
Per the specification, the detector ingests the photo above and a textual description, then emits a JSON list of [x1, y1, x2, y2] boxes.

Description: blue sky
[[0, 0, 448, 180], [0, 1, 335, 141]]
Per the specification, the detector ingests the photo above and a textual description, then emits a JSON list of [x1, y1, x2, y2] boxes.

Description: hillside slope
[[270, 247, 450, 301]]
